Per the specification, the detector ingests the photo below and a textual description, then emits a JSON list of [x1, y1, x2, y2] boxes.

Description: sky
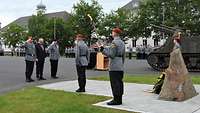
[[0, 0, 132, 27]]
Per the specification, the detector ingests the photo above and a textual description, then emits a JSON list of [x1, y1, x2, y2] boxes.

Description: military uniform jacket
[[48, 43, 60, 60], [102, 37, 125, 71], [75, 40, 89, 66], [24, 42, 36, 62]]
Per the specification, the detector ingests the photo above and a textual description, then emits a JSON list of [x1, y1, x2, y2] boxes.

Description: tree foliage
[[98, 9, 132, 38], [45, 18, 74, 53], [134, 0, 200, 38], [28, 12, 47, 40], [68, 0, 103, 45], [28, 11, 74, 54], [1, 24, 27, 47]]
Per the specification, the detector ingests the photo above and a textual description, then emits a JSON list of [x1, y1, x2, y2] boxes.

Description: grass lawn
[[89, 74, 200, 85], [0, 87, 131, 113], [1, 74, 199, 113]]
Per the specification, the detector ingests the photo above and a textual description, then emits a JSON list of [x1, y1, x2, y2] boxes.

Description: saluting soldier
[[48, 39, 60, 79], [100, 28, 125, 105], [24, 36, 36, 82], [75, 34, 90, 92]]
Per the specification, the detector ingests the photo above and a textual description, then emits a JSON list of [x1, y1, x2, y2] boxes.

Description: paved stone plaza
[[38, 80, 200, 113]]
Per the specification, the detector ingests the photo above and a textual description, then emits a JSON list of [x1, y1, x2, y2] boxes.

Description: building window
[[143, 39, 147, 46], [154, 39, 159, 47], [132, 39, 136, 47]]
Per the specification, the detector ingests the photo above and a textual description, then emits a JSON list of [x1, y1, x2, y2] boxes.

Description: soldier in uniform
[[99, 28, 125, 105], [48, 39, 60, 79], [75, 34, 89, 92], [24, 36, 36, 82], [35, 38, 46, 80]]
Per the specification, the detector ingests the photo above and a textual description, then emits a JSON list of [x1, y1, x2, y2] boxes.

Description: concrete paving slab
[[194, 108, 200, 113], [38, 80, 200, 113]]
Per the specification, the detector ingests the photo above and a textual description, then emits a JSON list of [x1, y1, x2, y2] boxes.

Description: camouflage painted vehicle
[[147, 25, 200, 71]]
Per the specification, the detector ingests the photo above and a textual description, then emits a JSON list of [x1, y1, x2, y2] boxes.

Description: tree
[[28, 10, 74, 54], [68, 0, 103, 45], [99, 9, 133, 38], [135, 0, 200, 38], [28, 11, 48, 40], [1, 24, 27, 47], [45, 18, 73, 54]]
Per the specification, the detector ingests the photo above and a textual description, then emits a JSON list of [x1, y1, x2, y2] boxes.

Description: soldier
[[75, 34, 89, 92], [24, 36, 36, 82], [35, 38, 46, 80], [48, 39, 60, 79], [99, 28, 125, 105]]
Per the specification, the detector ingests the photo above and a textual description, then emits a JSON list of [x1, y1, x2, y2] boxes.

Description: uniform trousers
[[50, 59, 58, 77], [76, 65, 87, 90], [25, 60, 34, 80], [109, 71, 124, 98], [36, 60, 45, 78]]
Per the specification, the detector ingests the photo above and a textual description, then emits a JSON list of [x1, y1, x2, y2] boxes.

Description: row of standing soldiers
[[23, 37, 60, 82], [65, 47, 75, 58], [136, 45, 153, 59]]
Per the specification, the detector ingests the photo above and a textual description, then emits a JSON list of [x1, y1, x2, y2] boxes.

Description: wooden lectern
[[96, 52, 109, 71]]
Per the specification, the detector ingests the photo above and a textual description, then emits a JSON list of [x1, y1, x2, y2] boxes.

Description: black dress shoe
[[37, 77, 40, 81], [26, 79, 31, 82], [38, 77, 46, 80], [51, 76, 59, 79], [30, 78, 35, 82], [107, 100, 122, 105], [26, 79, 35, 83], [76, 88, 85, 92]]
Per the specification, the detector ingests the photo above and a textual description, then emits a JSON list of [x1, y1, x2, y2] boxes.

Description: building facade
[[122, 0, 166, 52]]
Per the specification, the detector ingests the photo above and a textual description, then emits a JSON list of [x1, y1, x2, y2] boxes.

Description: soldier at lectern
[[98, 28, 125, 105]]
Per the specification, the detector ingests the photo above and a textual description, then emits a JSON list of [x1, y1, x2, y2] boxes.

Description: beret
[[112, 28, 122, 34]]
